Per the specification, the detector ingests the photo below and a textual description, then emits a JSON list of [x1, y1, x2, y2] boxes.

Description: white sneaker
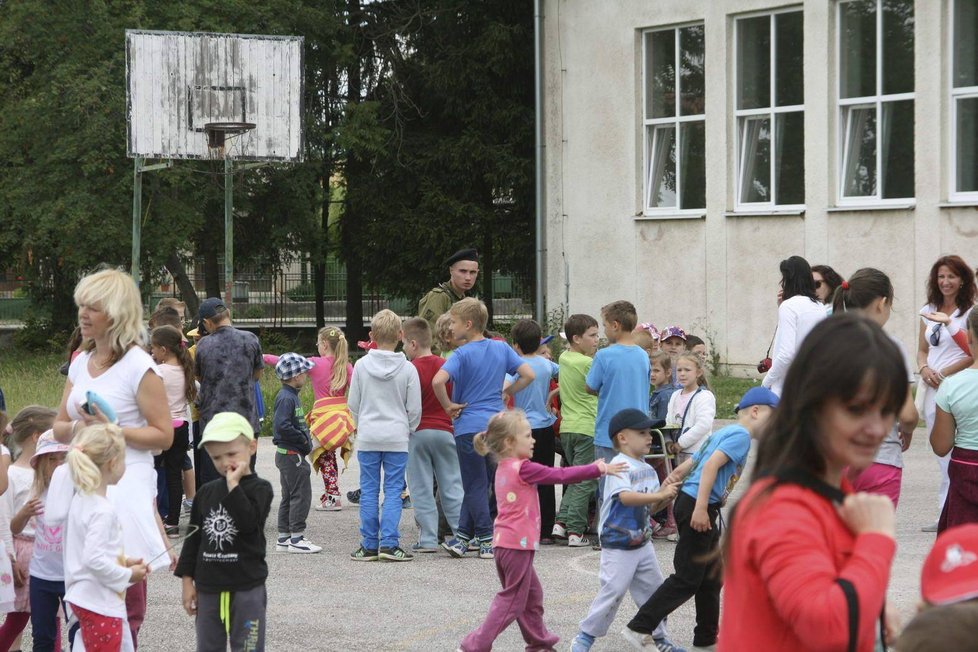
[[568, 533, 591, 547], [552, 522, 567, 539], [314, 495, 342, 511], [288, 536, 322, 554], [621, 627, 656, 649], [275, 539, 290, 553]]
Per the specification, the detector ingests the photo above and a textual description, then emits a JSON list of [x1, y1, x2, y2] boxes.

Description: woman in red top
[[720, 314, 904, 652]]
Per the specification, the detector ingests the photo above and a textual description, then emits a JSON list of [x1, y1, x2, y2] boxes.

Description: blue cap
[[735, 386, 779, 412], [540, 335, 554, 345]]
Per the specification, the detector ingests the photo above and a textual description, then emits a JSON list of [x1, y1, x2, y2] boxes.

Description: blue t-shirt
[[586, 344, 651, 448], [598, 453, 659, 549], [510, 356, 560, 430], [441, 339, 524, 435], [680, 423, 752, 505]]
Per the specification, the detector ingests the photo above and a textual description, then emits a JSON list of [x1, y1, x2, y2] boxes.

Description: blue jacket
[[272, 384, 312, 455], [649, 383, 680, 424]]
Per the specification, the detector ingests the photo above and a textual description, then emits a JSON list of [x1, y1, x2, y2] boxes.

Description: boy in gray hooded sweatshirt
[[348, 309, 422, 561]]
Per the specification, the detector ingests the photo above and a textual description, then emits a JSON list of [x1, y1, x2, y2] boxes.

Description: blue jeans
[[455, 433, 494, 541], [358, 450, 408, 550], [30, 576, 65, 652], [407, 429, 464, 548]]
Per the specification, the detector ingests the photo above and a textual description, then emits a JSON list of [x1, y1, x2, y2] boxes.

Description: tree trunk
[[483, 224, 494, 328], [203, 246, 221, 299], [343, 0, 366, 342], [165, 252, 200, 317]]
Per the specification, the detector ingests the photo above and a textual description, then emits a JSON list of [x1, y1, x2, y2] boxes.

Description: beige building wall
[[543, 0, 978, 373]]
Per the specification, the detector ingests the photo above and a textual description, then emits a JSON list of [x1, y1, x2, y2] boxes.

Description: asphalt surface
[[120, 427, 941, 652]]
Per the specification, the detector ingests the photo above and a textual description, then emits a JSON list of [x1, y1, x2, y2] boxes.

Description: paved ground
[[128, 428, 939, 651]]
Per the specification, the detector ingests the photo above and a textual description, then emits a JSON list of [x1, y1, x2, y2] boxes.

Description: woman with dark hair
[[812, 264, 844, 307], [762, 256, 826, 396], [721, 314, 905, 651], [916, 255, 976, 531]]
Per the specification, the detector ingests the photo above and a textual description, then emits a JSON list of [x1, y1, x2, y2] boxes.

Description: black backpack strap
[[836, 578, 859, 652]]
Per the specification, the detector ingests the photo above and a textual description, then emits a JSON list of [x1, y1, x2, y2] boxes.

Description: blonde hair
[[66, 423, 126, 495], [473, 410, 529, 458], [449, 298, 488, 333], [650, 351, 671, 372], [434, 312, 455, 351], [677, 352, 710, 390], [370, 309, 402, 345], [155, 297, 186, 316], [402, 317, 432, 349], [74, 268, 146, 364], [10, 406, 56, 461], [318, 326, 349, 392], [633, 329, 655, 353]]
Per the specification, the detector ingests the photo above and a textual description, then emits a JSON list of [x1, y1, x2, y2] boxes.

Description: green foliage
[[257, 329, 294, 354]]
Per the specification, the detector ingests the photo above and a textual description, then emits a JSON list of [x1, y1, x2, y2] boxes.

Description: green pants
[[555, 432, 597, 534]]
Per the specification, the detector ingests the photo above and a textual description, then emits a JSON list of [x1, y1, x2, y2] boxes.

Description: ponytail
[[151, 325, 197, 403], [831, 268, 893, 314], [66, 423, 125, 495], [319, 327, 350, 393]]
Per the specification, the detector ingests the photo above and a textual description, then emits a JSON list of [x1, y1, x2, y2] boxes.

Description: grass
[[710, 374, 761, 419]]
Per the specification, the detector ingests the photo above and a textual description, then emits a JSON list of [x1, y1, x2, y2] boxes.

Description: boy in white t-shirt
[[571, 409, 679, 652]]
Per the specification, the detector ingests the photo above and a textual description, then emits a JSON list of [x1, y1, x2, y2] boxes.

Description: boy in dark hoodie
[[348, 309, 422, 562]]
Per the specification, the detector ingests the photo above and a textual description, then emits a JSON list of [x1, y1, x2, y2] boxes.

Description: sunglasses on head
[[929, 323, 941, 347]]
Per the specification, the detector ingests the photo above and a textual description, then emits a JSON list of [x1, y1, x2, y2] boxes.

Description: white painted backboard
[[126, 30, 303, 161]]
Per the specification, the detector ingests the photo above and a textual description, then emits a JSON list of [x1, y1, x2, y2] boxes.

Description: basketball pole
[[130, 157, 171, 287], [224, 156, 234, 308]]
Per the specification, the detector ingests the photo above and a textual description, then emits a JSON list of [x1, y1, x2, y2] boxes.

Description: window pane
[[648, 31, 676, 119], [679, 25, 705, 116], [957, 97, 978, 192], [954, 0, 978, 88], [737, 16, 770, 110], [648, 125, 677, 208], [775, 111, 806, 204], [882, 0, 914, 95], [739, 117, 771, 203], [843, 106, 877, 197], [840, 1, 877, 98], [776, 11, 804, 106], [881, 99, 914, 198], [680, 121, 706, 208]]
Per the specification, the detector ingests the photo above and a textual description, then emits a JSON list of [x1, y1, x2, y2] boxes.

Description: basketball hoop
[[204, 121, 256, 159]]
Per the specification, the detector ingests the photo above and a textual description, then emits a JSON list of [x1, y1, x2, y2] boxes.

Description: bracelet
[[70, 420, 80, 436], [918, 365, 929, 374]]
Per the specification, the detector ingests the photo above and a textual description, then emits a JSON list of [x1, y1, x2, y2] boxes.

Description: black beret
[[444, 248, 479, 267]]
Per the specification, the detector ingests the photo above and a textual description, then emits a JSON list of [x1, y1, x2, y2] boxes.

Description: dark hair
[[64, 326, 83, 364], [926, 255, 977, 315], [897, 603, 978, 652], [511, 319, 543, 355], [832, 268, 893, 314], [564, 313, 599, 342], [811, 265, 844, 297], [780, 256, 818, 303], [149, 306, 182, 330], [685, 335, 705, 349], [601, 300, 638, 332], [150, 326, 197, 403]]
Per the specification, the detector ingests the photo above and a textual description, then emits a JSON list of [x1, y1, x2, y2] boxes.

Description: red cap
[[921, 524, 978, 605], [357, 340, 377, 351]]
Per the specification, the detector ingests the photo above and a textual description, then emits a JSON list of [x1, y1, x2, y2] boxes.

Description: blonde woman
[[51, 268, 172, 646]]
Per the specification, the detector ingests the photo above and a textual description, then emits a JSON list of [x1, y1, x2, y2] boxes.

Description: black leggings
[[162, 422, 190, 526]]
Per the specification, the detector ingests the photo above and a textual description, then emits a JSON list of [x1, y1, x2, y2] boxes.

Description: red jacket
[[719, 477, 895, 652]]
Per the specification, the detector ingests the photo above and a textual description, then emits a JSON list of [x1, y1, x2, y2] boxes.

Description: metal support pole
[[224, 157, 234, 308], [533, 0, 546, 324], [131, 156, 143, 285]]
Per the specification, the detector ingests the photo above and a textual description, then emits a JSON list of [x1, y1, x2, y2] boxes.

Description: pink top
[[493, 458, 602, 551], [264, 354, 353, 400]]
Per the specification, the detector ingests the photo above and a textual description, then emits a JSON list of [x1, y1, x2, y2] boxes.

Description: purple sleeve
[[518, 460, 601, 486]]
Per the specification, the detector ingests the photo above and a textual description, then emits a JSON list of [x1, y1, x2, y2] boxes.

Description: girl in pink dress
[[458, 410, 625, 652]]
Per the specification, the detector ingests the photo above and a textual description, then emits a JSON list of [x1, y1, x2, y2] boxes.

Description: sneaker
[[570, 632, 596, 652], [275, 538, 291, 553], [350, 545, 379, 561], [568, 533, 591, 548], [411, 543, 440, 554], [591, 541, 602, 551], [552, 522, 567, 539], [652, 525, 678, 540], [379, 546, 414, 561], [479, 541, 494, 559], [288, 536, 322, 554], [653, 637, 687, 652], [347, 489, 361, 504], [921, 522, 939, 533], [468, 539, 481, 551], [402, 495, 413, 510], [621, 627, 656, 649], [666, 531, 680, 543], [442, 537, 468, 558], [315, 495, 342, 511], [164, 525, 180, 539]]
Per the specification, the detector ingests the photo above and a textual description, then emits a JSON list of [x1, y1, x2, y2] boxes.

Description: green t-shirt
[[936, 368, 978, 450], [558, 350, 597, 437]]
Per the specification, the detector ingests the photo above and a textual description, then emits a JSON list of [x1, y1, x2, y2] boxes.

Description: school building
[[542, 0, 978, 373]]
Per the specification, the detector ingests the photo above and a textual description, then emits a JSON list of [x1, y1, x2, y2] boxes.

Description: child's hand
[[226, 460, 248, 488], [666, 442, 682, 455], [662, 469, 685, 486], [182, 578, 198, 616], [129, 561, 150, 584], [445, 402, 466, 419], [12, 559, 25, 588], [690, 505, 711, 532], [657, 483, 679, 504], [20, 498, 43, 519], [596, 459, 629, 477]]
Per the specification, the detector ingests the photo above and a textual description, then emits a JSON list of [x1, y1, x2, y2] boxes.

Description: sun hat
[[735, 387, 780, 412], [31, 431, 71, 468], [274, 352, 315, 381], [921, 524, 978, 605], [198, 412, 255, 448]]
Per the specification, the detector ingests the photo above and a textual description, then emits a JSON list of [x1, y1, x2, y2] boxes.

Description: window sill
[[635, 211, 706, 221], [827, 201, 915, 213], [939, 201, 978, 208], [725, 208, 805, 217]]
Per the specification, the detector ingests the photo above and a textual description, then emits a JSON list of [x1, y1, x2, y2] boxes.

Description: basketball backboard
[[126, 30, 304, 161]]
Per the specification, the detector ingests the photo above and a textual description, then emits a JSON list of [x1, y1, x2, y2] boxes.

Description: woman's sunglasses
[[929, 323, 942, 347]]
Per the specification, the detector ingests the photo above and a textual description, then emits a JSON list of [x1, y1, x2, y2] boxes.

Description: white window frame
[[950, 0, 978, 202], [836, 0, 915, 207], [733, 8, 805, 212], [642, 23, 706, 218]]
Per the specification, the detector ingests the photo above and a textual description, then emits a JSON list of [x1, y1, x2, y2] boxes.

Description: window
[[837, 0, 914, 204], [735, 10, 805, 210], [642, 24, 706, 214], [952, 0, 978, 200]]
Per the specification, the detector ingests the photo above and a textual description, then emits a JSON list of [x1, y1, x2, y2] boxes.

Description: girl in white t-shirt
[[150, 325, 197, 535], [26, 433, 70, 652], [65, 423, 149, 652], [666, 353, 716, 464], [0, 407, 55, 651]]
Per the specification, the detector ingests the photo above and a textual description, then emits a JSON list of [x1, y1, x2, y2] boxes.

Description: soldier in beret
[[418, 248, 480, 334]]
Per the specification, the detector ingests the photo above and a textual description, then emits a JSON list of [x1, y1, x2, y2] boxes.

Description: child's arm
[[897, 390, 918, 449], [347, 372, 362, 421], [405, 368, 422, 432], [517, 458, 627, 486], [584, 353, 602, 395], [617, 484, 680, 511], [690, 450, 729, 532], [662, 457, 695, 486], [432, 369, 465, 418], [182, 576, 198, 616], [930, 406, 956, 457], [83, 512, 136, 592], [10, 497, 41, 535], [273, 395, 311, 455], [676, 392, 716, 452], [262, 354, 280, 367], [503, 362, 536, 398]]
